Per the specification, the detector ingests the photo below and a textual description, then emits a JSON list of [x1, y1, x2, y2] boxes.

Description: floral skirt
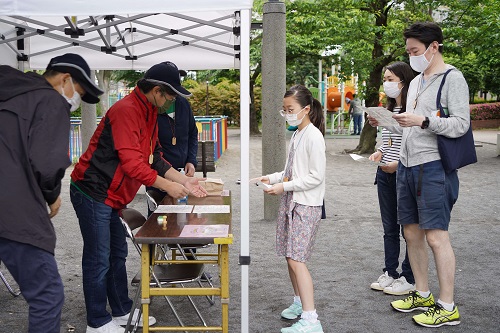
[[276, 191, 322, 262]]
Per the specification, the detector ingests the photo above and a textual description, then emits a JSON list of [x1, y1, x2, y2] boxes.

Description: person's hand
[[184, 163, 196, 177], [184, 177, 208, 197], [48, 196, 61, 218], [369, 150, 382, 162], [393, 113, 425, 127], [161, 180, 190, 199], [264, 183, 284, 195], [249, 176, 270, 185], [380, 161, 398, 174], [367, 115, 379, 127]]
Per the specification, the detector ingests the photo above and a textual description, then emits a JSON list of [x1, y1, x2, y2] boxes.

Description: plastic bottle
[[178, 168, 188, 204]]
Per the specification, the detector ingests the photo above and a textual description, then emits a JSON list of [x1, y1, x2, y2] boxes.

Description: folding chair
[[119, 208, 208, 333], [145, 189, 216, 304], [0, 260, 20, 297]]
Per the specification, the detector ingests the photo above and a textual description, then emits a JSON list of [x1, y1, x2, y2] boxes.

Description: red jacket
[[71, 87, 171, 209]]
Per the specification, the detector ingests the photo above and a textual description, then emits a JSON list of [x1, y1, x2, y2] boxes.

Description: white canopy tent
[[0, 0, 252, 331]]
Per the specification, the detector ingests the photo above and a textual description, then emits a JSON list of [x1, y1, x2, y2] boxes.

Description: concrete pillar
[[81, 70, 98, 152], [262, 0, 286, 220], [497, 133, 500, 156]]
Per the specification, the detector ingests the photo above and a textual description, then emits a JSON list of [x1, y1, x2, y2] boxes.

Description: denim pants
[[353, 114, 363, 134], [70, 185, 132, 328], [376, 168, 414, 283], [0, 238, 64, 333]]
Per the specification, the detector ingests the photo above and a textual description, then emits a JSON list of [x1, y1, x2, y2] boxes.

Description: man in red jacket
[[70, 62, 207, 333], [0, 53, 103, 333]]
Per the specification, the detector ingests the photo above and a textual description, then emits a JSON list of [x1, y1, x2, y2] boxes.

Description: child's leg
[[287, 258, 314, 311]]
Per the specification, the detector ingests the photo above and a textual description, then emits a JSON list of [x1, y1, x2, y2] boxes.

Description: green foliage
[[188, 79, 261, 126], [112, 70, 144, 87]]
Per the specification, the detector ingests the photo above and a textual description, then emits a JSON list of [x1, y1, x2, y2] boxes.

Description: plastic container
[[178, 168, 188, 204]]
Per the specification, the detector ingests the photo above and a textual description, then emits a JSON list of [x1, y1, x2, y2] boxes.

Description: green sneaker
[[391, 291, 435, 313], [413, 303, 461, 327], [281, 319, 323, 333], [281, 303, 303, 320]]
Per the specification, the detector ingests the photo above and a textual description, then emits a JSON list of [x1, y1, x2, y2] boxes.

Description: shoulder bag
[[436, 69, 477, 173]]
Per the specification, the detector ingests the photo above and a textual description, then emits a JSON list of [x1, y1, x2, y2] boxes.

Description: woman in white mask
[[369, 61, 416, 297]]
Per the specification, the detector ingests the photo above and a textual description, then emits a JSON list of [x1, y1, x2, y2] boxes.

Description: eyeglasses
[[278, 106, 307, 117]]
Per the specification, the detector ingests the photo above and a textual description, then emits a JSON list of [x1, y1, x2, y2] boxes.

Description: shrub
[[469, 102, 500, 120]]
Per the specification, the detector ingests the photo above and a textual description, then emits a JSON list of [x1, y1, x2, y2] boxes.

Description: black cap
[[143, 61, 191, 97], [46, 53, 104, 104]]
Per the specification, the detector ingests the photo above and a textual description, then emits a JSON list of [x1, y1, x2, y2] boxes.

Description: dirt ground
[[1, 128, 499, 333]]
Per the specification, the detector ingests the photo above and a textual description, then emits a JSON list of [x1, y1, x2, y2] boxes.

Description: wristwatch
[[421, 116, 429, 129]]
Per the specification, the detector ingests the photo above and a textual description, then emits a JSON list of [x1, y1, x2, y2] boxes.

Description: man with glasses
[[70, 62, 207, 333]]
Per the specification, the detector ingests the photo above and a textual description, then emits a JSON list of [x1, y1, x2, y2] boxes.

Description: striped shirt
[[377, 107, 402, 164]]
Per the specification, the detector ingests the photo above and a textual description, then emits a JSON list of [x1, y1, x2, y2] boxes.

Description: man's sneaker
[[391, 291, 435, 313], [113, 309, 157, 327], [86, 320, 125, 333], [413, 303, 461, 327], [370, 271, 394, 291], [383, 276, 415, 295], [281, 319, 324, 333], [281, 303, 303, 320]]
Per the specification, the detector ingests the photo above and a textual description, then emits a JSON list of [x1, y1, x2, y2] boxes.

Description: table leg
[[141, 244, 151, 332], [220, 244, 229, 333]]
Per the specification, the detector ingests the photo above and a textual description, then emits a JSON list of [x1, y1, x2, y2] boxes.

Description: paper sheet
[[179, 224, 229, 238], [364, 107, 399, 127], [154, 205, 194, 213], [349, 153, 387, 166], [192, 205, 230, 214]]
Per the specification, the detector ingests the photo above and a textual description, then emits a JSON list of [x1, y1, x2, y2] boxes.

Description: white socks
[[293, 295, 301, 305], [437, 299, 455, 311], [417, 290, 430, 298], [301, 309, 318, 323]]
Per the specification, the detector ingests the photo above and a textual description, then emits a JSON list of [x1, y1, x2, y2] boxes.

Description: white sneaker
[[113, 309, 157, 327], [86, 320, 125, 333], [370, 271, 394, 291], [383, 276, 415, 295]]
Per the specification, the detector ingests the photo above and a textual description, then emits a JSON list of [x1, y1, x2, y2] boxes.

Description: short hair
[[137, 79, 177, 96], [403, 22, 443, 53]]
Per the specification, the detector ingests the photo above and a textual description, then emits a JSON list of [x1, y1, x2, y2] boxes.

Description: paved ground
[[0, 128, 499, 333]]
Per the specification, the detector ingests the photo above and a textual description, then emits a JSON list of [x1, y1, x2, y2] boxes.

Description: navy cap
[[46, 53, 103, 104], [143, 61, 191, 97]]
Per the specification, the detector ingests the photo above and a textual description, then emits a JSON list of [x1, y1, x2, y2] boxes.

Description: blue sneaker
[[281, 303, 303, 320], [281, 319, 323, 333]]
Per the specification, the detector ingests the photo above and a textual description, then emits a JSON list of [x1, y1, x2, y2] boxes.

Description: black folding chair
[[119, 208, 208, 333], [0, 260, 20, 297]]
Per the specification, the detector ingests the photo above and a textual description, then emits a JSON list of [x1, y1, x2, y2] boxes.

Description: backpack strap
[[436, 68, 454, 118]]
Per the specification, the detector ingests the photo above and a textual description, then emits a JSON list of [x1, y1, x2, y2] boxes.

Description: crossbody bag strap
[[436, 68, 454, 118]]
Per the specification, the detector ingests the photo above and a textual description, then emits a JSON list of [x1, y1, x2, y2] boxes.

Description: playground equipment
[[325, 75, 358, 135]]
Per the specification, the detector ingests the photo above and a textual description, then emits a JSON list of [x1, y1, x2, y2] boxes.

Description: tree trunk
[[352, 0, 392, 153], [250, 63, 261, 135], [96, 70, 112, 115]]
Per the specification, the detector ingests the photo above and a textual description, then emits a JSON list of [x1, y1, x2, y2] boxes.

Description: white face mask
[[61, 77, 81, 112], [383, 81, 402, 98], [409, 45, 434, 73], [281, 107, 306, 127]]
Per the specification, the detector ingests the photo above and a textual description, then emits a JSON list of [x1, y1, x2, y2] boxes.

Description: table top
[[135, 192, 232, 245]]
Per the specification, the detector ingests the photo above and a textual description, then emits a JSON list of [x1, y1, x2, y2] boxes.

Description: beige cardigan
[[266, 124, 326, 206]]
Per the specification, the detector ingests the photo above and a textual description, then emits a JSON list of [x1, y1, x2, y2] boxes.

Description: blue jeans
[[353, 114, 363, 134], [0, 238, 64, 333], [70, 185, 132, 328], [376, 168, 414, 283]]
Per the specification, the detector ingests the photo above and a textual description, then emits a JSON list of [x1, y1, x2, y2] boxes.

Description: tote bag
[[436, 69, 477, 173]]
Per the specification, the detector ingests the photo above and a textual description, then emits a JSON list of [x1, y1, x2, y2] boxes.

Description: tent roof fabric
[[0, 0, 252, 70]]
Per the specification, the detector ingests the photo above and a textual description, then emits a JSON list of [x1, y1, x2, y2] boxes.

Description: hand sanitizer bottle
[[178, 168, 188, 204]]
